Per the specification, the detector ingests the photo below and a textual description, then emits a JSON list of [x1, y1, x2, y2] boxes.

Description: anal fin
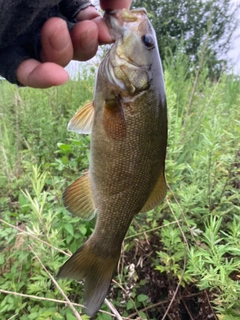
[[140, 170, 167, 213], [63, 172, 96, 220]]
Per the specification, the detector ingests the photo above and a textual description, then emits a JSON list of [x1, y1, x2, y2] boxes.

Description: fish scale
[[57, 8, 167, 317]]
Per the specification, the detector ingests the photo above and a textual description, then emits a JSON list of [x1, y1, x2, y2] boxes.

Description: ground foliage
[[0, 51, 240, 320]]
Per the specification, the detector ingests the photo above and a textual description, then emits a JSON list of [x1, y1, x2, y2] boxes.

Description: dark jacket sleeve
[[0, 46, 32, 84], [59, 0, 94, 20], [0, 0, 92, 85]]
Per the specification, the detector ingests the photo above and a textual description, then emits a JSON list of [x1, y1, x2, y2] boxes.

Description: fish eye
[[142, 34, 155, 48]]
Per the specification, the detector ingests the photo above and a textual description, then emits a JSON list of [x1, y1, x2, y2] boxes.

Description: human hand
[[16, 1, 132, 88]]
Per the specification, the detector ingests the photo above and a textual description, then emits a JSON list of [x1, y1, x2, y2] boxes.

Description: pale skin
[[16, 0, 132, 88]]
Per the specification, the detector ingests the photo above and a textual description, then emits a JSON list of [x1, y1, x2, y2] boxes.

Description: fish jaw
[[104, 8, 148, 39], [102, 9, 159, 96]]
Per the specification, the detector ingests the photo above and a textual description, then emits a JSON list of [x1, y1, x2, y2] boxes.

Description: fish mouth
[[103, 8, 153, 95], [104, 8, 148, 41]]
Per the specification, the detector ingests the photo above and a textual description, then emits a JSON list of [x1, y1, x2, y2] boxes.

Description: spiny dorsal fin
[[63, 172, 96, 220], [140, 170, 166, 213], [103, 96, 126, 139], [68, 101, 94, 134]]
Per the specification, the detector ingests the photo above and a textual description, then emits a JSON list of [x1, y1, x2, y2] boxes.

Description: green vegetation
[[0, 52, 239, 319], [133, 0, 240, 77]]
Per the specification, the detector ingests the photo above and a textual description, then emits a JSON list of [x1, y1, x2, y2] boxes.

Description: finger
[[100, 0, 132, 10], [76, 5, 100, 21], [92, 16, 114, 44], [16, 59, 69, 88], [40, 17, 73, 66], [70, 20, 98, 61], [76, 6, 113, 44]]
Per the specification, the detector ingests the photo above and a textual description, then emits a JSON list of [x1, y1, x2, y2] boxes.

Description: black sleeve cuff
[[59, 0, 93, 20], [0, 46, 31, 84]]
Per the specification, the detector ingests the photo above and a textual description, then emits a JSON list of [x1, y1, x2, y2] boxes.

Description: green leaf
[[126, 300, 134, 310], [80, 225, 87, 235], [137, 294, 148, 302], [58, 143, 71, 151], [138, 311, 148, 319], [67, 314, 79, 320], [64, 223, 74, 236], [0, 253, 5, 265]]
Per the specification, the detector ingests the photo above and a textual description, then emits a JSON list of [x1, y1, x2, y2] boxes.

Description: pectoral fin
[[140, 170, 166, 213], [63, 172, 96, 220], [103, 96, 126, 139], [68, 102, 94, 134]]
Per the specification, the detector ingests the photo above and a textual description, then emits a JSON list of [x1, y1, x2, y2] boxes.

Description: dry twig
[[104, 298, 123, 320]]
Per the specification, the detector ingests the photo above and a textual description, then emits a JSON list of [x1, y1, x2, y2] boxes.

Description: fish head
[[104, 9, 159, 95]]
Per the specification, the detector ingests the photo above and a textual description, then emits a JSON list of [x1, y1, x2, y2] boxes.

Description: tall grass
[[0, 54, 239, 319]]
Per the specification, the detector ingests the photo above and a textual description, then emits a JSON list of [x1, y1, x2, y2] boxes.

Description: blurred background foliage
[[133, 0, 240, 78]]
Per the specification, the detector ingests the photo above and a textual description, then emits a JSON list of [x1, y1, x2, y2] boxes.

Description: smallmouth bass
[[57, 8, 167, 317]]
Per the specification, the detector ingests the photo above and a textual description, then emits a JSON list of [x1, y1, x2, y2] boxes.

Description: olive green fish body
[[58, 8, 167, 317], [90, 89, 166, 253]]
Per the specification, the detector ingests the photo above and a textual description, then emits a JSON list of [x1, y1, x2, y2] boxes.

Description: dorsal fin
[[68, 102, 94, 134], [63, 172, 96, 220], [140, 170, 166, 213]]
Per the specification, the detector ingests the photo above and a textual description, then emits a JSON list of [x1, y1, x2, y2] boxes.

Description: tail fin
[[57, 242, 119, 317]]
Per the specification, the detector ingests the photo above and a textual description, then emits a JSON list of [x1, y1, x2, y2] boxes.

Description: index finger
[[100, 0, 132, 11]]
